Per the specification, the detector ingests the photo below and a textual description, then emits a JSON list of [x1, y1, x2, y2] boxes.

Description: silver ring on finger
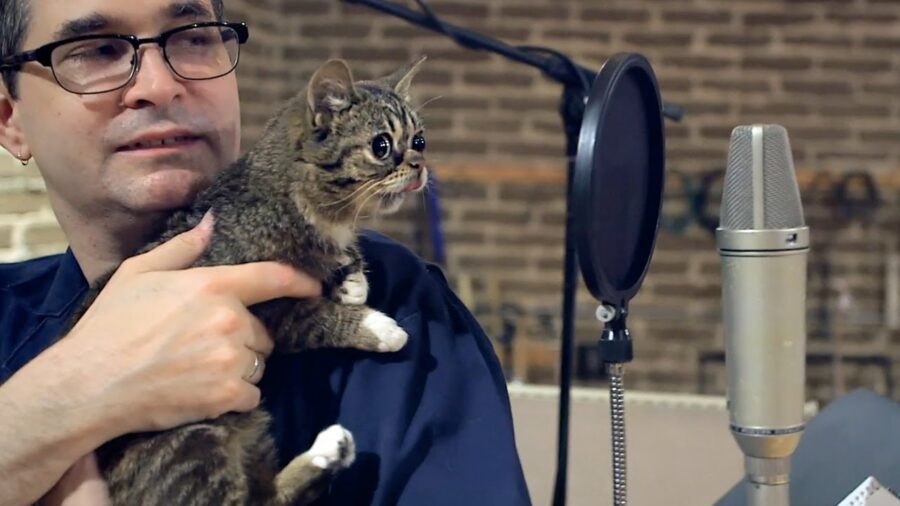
[[243, 351, 265, 383]]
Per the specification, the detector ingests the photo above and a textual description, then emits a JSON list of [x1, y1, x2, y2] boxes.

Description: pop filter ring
[[573, 53, 666, 310]]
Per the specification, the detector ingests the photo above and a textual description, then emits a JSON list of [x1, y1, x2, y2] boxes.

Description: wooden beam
[[434, 162, 900, 189]]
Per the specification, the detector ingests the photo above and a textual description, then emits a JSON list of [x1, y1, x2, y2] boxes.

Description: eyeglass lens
[[49, 25, 240, 94]]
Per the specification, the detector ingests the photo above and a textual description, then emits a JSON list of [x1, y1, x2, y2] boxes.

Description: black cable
[[414, 0, 472, 48], [415, 0, 591, 97], [516, 45, 592, 96]]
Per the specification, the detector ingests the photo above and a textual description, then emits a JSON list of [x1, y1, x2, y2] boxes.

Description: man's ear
[[306, 59, 356, 129], [0, 85, 30, 162]]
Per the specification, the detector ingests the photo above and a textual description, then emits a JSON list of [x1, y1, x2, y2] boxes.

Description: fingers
[[231, 383, 262, 413], [122, 211, 214, 274], [246, 315, 275, 357], [190, 261, 322, 306], [241, 351, 266, 384]]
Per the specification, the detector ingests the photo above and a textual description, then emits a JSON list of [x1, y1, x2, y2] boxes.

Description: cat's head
[[289, 58, 429, 222]]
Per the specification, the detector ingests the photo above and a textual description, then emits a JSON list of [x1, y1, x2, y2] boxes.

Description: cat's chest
[[317, 222, 355, 265]]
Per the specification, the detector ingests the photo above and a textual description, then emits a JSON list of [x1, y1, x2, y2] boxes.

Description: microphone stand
[[341, 2, 683, 505]]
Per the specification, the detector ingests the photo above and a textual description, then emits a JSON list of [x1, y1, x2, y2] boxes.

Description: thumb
[[123, 211, 214, 274], [40, 453, 111, 506]]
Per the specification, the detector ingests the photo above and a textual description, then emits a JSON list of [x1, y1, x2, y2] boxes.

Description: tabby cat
[[68, 57, 430, 505]]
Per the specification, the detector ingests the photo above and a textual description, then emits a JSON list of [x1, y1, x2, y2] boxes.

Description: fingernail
[[197, 210, 214, 232]]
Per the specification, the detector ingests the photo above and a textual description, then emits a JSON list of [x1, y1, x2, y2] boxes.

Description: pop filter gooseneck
[[572, 53, 666, 506]]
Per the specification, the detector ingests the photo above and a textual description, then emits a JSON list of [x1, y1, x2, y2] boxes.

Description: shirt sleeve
[[322, 256, 532, 505]]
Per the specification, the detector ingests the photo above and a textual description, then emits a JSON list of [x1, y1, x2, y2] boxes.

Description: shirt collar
[[34, 248, 88, 317]]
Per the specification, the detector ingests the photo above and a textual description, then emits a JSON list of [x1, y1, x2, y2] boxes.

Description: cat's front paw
[[339, 271, 369, 305], [309, 424, 356, 471], [362, 310, 408, 352]]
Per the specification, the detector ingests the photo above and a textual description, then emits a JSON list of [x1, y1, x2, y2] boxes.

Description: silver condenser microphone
[[717, 125, 809, 506]]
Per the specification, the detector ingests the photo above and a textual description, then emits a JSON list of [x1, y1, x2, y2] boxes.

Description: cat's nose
[[407, 154, 424, 171]]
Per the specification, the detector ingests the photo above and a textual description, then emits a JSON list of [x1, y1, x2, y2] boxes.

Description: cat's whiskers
[[351, 182, 389, 229], [320, 180, 380, 208], [333, 179, 387, 217]]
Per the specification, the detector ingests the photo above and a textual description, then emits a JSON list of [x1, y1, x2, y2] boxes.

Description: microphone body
[[717, 125, 809, 506]]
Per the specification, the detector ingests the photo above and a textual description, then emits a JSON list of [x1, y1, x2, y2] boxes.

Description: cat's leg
[[257, 298, 408, 353], [334, 247, 368, 305], [269, 425, 355, 506]]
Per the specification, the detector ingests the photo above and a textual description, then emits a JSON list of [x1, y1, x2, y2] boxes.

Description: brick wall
[[3, 0, 900, 405]]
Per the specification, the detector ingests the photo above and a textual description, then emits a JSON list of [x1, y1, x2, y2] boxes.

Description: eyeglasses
[[0, 21, 249, 95]]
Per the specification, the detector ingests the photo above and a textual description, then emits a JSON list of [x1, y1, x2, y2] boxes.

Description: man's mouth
[[116, 134, 204, 152]]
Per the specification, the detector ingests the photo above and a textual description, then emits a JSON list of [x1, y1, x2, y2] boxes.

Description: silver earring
[[17, 150, 29, 166]]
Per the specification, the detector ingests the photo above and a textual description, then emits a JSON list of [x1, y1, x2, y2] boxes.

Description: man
[[0, 0, 531, 504]]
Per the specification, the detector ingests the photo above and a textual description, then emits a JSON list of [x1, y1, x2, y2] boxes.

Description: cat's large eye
[[411, 134, 426, 152], [371, 133, 393, 160]]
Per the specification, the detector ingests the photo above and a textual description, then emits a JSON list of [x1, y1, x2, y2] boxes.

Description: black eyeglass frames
[[0, 21, 249, 94]]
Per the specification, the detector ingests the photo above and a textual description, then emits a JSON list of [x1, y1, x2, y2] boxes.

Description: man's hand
[[60, 211, 322, 432], [0, 212, 322, 505]]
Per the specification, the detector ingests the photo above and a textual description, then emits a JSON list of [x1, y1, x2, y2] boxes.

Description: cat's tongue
[[402, 179, 424, 192]]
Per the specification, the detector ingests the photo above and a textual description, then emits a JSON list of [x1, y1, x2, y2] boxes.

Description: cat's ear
[[382, 56, 426, 99], [306, 59, 357, 127]]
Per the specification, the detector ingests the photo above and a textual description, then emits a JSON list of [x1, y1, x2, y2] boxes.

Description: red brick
[[744, 12, 815, 26], [581, 7, 650, 23], [662, 9, 732, 24]]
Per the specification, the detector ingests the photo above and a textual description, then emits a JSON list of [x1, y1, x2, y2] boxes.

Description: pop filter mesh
[[592, 72, 651, 290]]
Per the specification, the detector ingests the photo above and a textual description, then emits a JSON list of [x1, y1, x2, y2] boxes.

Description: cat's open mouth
[[401, 179, 425, 192], [377, 168, 428, 213], [387, 167, 428, 195]]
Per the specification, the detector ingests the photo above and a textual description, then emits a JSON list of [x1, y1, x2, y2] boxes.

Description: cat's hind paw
[[339, 271, 369, 305], [309, 425, 356, 471], [362, 310, 408, 352]]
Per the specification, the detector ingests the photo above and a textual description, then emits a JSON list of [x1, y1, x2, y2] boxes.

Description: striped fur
[[65, 58, 428, 505]]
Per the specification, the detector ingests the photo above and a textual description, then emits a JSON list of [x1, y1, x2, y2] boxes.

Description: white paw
[[362, 310, 408, 352], [308, 424, 355, 470], [339, 271, 369, 305]]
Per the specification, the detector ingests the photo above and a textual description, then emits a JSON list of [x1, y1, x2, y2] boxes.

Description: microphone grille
[[720, 125, 805, 230]]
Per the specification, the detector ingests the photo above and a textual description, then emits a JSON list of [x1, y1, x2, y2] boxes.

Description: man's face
[[3, 0, 240, 217]]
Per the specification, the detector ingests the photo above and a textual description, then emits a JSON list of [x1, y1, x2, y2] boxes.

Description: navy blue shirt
[[0, 230, 531, 505]]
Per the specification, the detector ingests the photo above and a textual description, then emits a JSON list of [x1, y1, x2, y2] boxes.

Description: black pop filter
[[573, 53, 665, 309], [566, 53, 666, 506]]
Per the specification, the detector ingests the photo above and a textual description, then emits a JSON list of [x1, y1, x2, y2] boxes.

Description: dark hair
[[0, 0, 225, 99]]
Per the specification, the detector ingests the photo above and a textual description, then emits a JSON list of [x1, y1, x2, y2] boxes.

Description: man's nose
[[120, 46, 185, 108]]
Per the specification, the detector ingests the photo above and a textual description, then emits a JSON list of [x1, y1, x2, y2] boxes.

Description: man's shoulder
[[0, 253, 65, 291], [0, 253, 73, 382], [355, 229, 456, 320], [358, 229, 418, 261], [358, 229, 430, 278]]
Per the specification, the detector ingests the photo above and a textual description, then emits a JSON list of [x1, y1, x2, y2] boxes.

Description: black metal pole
[[553, 158, 578, 506], [342, 0, 684, 121], [552, 84, 588, 506]]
